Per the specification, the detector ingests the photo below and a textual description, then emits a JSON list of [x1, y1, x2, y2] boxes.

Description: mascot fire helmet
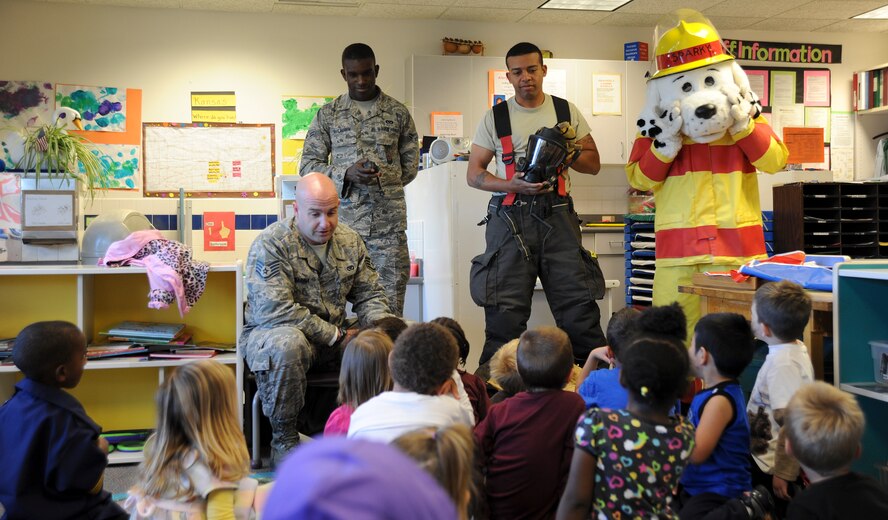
[[650, 9, 733, 80]]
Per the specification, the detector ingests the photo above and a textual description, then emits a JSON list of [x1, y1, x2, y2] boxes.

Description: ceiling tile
[[360, 0, 455, 5], [182, 0, 274, 12], [439, 7, 530, 22], [748, 17, 839, 31], [454, 0, 542, 8], [817, 18, 888, 32], [85, 0, 182, 7], [358, 3, 446, 18], [703, 0, 810, 18], [594, 12, 663, 27], [773, 1, 888, 20], [270, 3, 359, 16], [616, 0, 722, 16], [705, 15, 766, 30], [519, 9, 612, 25]]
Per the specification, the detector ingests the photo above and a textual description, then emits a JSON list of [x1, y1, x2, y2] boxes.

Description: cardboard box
[[624, 41, 649, 61]]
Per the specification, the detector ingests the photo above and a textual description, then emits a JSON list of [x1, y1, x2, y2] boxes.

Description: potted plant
[[15, 107, 105, 200]]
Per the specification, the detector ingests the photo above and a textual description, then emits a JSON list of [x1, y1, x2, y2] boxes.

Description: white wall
[[3, 0, 888, 262]]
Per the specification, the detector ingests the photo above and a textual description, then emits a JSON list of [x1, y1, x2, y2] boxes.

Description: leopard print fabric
[[129, 239, 210, 313]]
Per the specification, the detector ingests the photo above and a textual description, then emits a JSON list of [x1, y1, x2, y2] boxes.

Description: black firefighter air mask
[[516, 126, 571, 185]]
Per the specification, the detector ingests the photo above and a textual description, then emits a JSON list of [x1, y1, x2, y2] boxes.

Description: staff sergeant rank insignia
[[256, 259, 280, 280]]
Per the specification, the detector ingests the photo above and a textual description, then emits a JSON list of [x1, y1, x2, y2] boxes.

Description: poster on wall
[[85, 144, 140, 190], [282, 139, 304, 175], [191, 91, 236, 123], [70, 88, 142, 146], [430, 112, 463, 137], [203, 211, 235, 251], [56, 84, 127, 132], [488, 70, 514, 107], [281, 96, 333, 140], [592, 73, 622, 115]]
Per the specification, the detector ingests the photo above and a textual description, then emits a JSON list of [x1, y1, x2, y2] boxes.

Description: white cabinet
[[0, 263, 244, 464], [407, 55, 649, 165]]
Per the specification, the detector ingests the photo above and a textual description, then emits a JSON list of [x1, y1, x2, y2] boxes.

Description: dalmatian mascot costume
[[626, 10, 789, 337]]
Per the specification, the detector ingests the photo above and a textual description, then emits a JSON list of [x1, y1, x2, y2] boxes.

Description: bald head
[[294, 173, 340, 245]]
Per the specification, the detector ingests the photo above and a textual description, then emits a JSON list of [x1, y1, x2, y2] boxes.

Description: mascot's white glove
[[636, 79, 683, 161], [642, 101, 683, 160]]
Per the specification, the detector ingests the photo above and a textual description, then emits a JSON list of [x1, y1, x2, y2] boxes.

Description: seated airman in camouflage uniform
[[300, 42, 419, 316], [241, 173, 393, 464]]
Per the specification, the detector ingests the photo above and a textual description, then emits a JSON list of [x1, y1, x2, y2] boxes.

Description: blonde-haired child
[[393, 424, 477, 520], [324, 329, 394, 436], [489, 338, 524, 403], [126, 359, 258, 519], [784, 382, 888, 519]]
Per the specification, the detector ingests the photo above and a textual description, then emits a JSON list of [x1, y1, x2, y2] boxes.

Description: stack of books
[[0, 337, 15, 362], [88, 321, 192, 360]]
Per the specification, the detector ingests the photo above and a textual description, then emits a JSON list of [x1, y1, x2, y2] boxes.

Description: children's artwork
[[282, 96, 332, 139], [0, 81, 53, 128], [56, 84, 126, 132], [0, 173, 21, 229], [282, 139, 304, 175], [84, 144, 140, 190]]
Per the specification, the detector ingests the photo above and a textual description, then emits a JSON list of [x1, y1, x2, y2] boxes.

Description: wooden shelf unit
[[0, 263, 244, 464], [773, 182, 886, 258]]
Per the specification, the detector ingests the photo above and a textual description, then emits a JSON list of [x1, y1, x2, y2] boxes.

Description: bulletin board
[[142, 123, 275, 198], [744, 66, 833, 170]]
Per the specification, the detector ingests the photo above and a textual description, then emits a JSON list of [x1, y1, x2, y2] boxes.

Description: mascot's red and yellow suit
[[626, 10, 789, 338]]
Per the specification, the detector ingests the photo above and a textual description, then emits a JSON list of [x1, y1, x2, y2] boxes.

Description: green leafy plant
[[15, 122, 104, 200]]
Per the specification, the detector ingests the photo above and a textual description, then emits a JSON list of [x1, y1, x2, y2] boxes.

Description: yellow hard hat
[[650, 9, 733, 80]]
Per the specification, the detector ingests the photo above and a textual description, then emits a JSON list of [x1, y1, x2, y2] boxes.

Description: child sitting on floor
[[126, 360, 260, 519], [747, 281, 815, 516], [476, 326, 586, 520], [0, 321, 126, 520], [324, 329, 393, 436], [348, 322, 473, 442], [488, 338, 524, 403], [678, 313, 774, 520], [576, 307, 641, 409], [433, 316, 491, 423], [558, 325, 695, 519], [394, 424, 477, 520], [785, 382, 888, 520]]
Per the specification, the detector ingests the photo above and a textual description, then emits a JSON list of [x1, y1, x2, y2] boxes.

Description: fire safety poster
[[203, 211, 235, 251]]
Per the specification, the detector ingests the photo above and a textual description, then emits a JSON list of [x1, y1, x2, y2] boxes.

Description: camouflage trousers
[[242, 325, 340, 464], [363, 231, 410, 317]]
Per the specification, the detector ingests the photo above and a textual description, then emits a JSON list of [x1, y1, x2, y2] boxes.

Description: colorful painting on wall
[[84, 144, 140, 190], [56, 84, 127, 132], [281, 95, 332, 140], [0, 81, 53, 128]]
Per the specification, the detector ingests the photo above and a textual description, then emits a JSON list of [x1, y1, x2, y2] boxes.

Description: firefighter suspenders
[[492, 95, 571, 206]]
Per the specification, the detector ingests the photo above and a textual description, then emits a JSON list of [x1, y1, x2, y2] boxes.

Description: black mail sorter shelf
[[774, 182, 884, 259]]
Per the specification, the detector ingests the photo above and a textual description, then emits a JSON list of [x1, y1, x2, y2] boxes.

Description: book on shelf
[[149, 349, 219, 360], [86, 344, 153, 360], [101, 321, 186, 340]]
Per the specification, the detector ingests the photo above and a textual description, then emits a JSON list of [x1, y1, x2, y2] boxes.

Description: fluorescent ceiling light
[[539, 0, 632, 11], [854, 4, 888, 19], [277, 0, 360, 6]]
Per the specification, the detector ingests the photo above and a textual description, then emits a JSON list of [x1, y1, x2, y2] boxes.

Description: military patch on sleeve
[[255, 260, 281, 280]]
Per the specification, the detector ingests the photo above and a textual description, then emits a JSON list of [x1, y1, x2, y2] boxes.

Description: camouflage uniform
[[299, 91, 419, 316], [241, 219, 393, 463]]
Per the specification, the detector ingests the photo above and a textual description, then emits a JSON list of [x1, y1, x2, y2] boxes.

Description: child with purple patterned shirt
[[558, 325, 696, 520]]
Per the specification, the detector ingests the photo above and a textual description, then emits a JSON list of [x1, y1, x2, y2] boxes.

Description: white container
[[869, 340, 888, 386]]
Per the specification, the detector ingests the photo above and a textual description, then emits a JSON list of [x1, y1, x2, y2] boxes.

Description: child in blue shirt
[[678, 313, 773, 520], [576, 307, 640, 409], [0, 321, 126, 520], [577, 303, 684, 413]]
